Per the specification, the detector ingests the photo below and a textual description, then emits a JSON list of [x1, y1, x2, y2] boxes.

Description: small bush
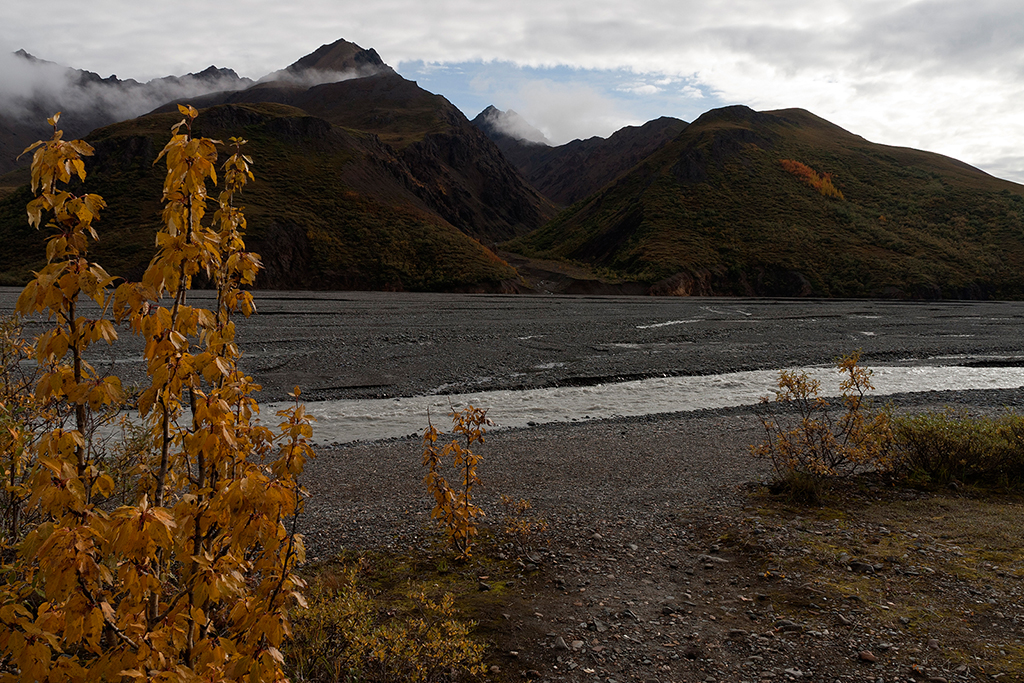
[[422, 406, 490, 558], [752, 352, 894, 495], [287, 567, 485, 682], [892, 410, 1024, 488], [498, 495, 549, 557]]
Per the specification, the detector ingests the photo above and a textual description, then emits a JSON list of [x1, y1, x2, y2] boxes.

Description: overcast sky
[[3, 0, 1023, 181]]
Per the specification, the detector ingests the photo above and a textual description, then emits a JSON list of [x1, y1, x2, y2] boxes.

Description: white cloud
[[618, 83, 663, 96], [480, 78, 644, 144]]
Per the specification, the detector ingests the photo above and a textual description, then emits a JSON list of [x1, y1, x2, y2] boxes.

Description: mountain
[[0, 50, 253, 175], [0, 39, 556, 291], [505, 105, 1024, 298], [473, 106, 551, 146], [157, 39, 556, 244], [473, 107, 687, 206], [0, 102, 519, 291]]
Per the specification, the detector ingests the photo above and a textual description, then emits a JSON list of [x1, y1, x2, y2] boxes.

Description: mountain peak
[[472, 106, 550, 146], [285, 38, 393, 77]]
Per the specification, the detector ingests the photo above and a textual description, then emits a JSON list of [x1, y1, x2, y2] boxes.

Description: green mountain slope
[[0, 103, 518, 291], [506, 106, 1024, 298]]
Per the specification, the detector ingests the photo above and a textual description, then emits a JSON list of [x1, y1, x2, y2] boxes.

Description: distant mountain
[[473, 107, 687, 206], [506, 105, 1024, 298], [0, 50, 253, 175], [473, 106, 551, 146], [7, 40, 1024, 298]]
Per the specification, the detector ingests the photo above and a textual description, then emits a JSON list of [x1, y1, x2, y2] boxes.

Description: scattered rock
[[697, 553, 730, 564], [554, 636, 569, 650], [859, 650, 877, 663]]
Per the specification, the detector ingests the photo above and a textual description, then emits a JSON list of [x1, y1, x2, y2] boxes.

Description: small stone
[[727, 628, 748, 640], [591, 533, 604, 541], [593, 617, 608, 632], [571, 640, 584, 650], [554, 636, 569, 650], [478, 581, 492, 591], [697, 553, 730, 564], [859, 650, 877, 663], [524, 669, 541, 679], [489, 665, 501, 674], [927, 638, 940, 650], [784, 668, 804, 678]]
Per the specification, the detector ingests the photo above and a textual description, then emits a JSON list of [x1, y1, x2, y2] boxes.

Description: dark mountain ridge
[[473, 107, 687, 206], [155, 39, 556, 244], [506, 105, 1024, 298], [5, 39, 1024, 298]]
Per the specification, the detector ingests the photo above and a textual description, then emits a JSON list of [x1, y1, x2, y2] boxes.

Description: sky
[[2, 0, 1023, 182]]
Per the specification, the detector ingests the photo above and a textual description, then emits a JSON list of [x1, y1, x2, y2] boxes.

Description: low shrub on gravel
[[287, 564, 486, 683], [892, 409, 1024, 488], [755, 352, 1024, 496], [752, 352, 894, 500]]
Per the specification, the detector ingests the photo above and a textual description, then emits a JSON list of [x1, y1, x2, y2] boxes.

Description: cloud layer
[[3, 0, 1023, 179]]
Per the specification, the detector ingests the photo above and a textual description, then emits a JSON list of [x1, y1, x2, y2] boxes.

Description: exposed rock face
[[160, 62, 557, 245]]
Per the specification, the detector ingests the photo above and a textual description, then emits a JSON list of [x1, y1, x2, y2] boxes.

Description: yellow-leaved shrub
[[0, 107, 312, 682]]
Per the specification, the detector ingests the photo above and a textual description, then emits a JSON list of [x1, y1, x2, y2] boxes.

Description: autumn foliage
[[422, 406, 489, 559], [780, 159, 845, 200], [751, 351, 894, 491], [0, 108, 312, 682]]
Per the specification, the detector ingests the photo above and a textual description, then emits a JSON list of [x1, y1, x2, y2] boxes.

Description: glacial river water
[[268, 364, 1024, 444]]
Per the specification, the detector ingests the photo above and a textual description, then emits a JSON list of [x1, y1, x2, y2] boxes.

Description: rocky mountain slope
[[160, 39, 556, 244], [0, 39, 556, 291], [6, 40, 1024, 298], [474, 107, 687, 206], [0, 102, 520, 291], [506, 105, 1024, 298]]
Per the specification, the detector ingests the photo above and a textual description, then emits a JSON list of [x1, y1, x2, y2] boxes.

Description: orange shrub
[[780, 159, 845, 200]]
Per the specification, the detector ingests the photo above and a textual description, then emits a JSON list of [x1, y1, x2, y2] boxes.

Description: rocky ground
[[300, 390, 1024, 683]]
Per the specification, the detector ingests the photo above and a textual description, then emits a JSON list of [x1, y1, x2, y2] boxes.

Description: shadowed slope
[[0, 103, 519, 291], [507, 106, 1024, 299], [474, 109, 687, 207]]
